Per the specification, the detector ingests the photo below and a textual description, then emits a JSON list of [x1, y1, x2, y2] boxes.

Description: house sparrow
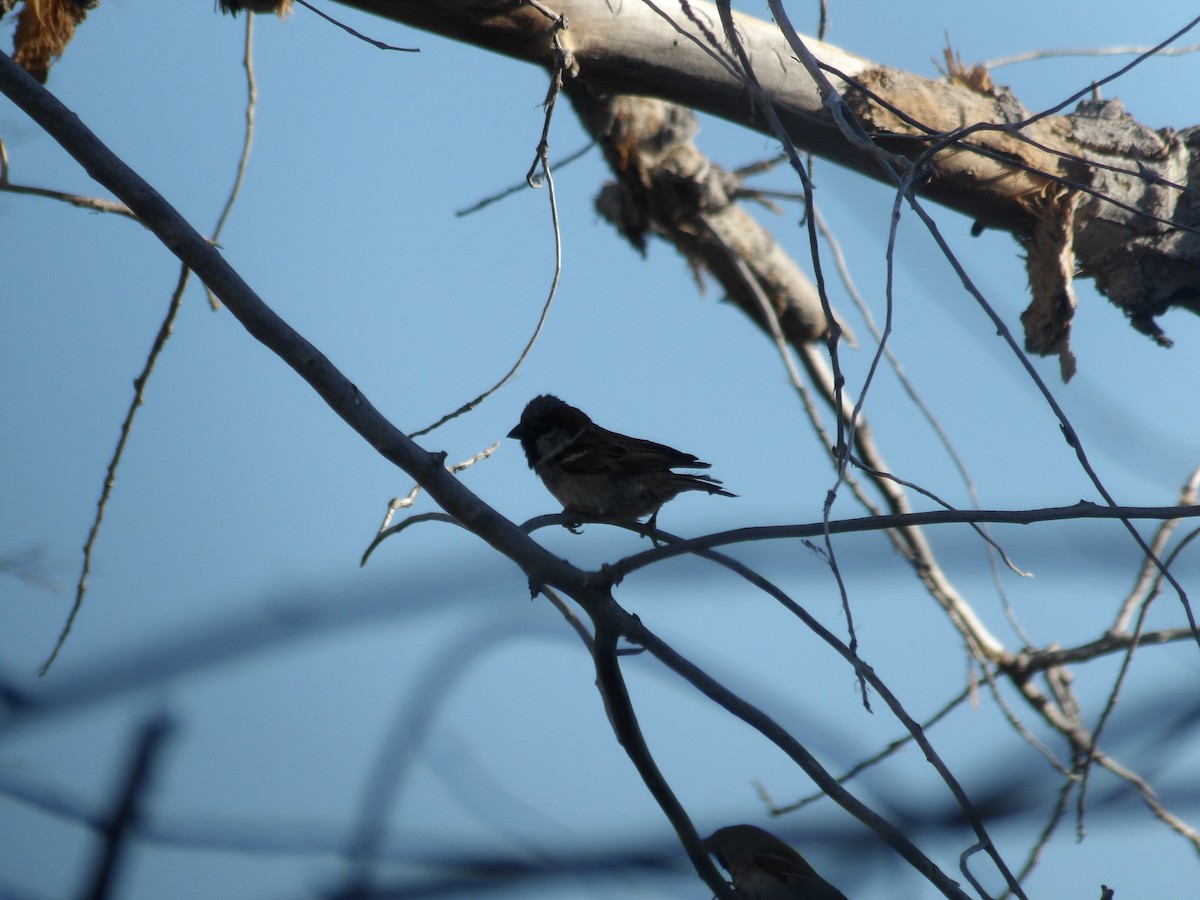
[[704, 825, 849, 900], [507, 395, 733, 523]]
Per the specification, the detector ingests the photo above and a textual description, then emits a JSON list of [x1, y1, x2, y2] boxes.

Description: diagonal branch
[[0, 51, 987, 897]]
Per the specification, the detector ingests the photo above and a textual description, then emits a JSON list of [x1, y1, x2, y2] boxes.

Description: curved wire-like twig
[[455, 140, 595, 217], [360, 512, 462, 567], [407, 27, 572, 439], [38, 266, 192, 677], [40, 18, 262, 674]]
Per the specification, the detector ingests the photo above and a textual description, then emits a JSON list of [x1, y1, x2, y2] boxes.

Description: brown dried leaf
[[12, 0, 90, 83], [1021, 188, 1081, 381], [942, 45, 995, 95]]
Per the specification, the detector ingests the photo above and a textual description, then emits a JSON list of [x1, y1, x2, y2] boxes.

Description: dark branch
[[613, 502, 1200, 580]]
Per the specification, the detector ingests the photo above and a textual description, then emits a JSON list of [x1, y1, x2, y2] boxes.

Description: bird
[[507, 395, 733, 525], [704, 824, 849, 900]]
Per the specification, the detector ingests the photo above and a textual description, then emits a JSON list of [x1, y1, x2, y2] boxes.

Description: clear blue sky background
[[3, 2, 1199, 898]]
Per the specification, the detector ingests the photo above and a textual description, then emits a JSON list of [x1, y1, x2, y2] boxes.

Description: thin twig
[[903, 189, 1198, 646], [205, 15, 259, 310], [1076, 522, 1200, 835], [1008, 775, 1076, 895], [643, 0, 741, 80], [1, 135, 134, 217], [1097, 753, 1200, 852], [39, 266, 192, 676], [360, 444, 500, 565], [0, 180, 135, 216], [992, 16, 1200, 129], [1112, 465, 1200, 633], [360, 512, 461, 567], [39, 19, 266, 674], [984, 42, 1200, 70], [978, 659, 1070, 776], [708, 232, 868, 703], [813, 205, 1034, 644], [375, 444, 500, 531], [714, 0, 872, 709], [408, 26, 572, 438], [454, 141, 595, 217], [849, 454, 1029, 578], [763, 685, 972, 815], [292, 0, 418, 51]]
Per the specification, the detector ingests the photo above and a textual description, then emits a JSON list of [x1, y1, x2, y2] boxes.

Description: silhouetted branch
[[613, 502, 1200, 579], [82, 712, 174, 900], [590, 622, 732, 898]]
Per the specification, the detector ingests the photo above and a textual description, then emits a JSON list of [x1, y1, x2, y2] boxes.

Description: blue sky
[[3, 2, 1200, 898]]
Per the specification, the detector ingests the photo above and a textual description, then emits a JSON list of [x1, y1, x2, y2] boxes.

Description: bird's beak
[[507, 424, 523, 440]]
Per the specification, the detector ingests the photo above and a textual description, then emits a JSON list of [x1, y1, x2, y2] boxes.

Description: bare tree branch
[[82, 712, 174, 900], [331, 0, 1200, 344], [0, 48, 964, 897]]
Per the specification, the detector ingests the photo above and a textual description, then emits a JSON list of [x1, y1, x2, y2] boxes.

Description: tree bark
[[325, 0, 1200, 353]]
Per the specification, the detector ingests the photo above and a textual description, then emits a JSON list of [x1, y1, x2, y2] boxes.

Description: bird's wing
[[556, 426, 710, 474], [751, 847, 849, 900]]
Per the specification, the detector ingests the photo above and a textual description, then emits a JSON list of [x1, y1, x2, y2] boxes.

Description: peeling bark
[[572, 90, 831, 346], [325, 0, 1200, 351]]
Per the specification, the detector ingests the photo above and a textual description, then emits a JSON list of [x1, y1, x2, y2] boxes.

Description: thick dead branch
[[333, 0, 1200, 347], [574, 90, 831, 344]]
